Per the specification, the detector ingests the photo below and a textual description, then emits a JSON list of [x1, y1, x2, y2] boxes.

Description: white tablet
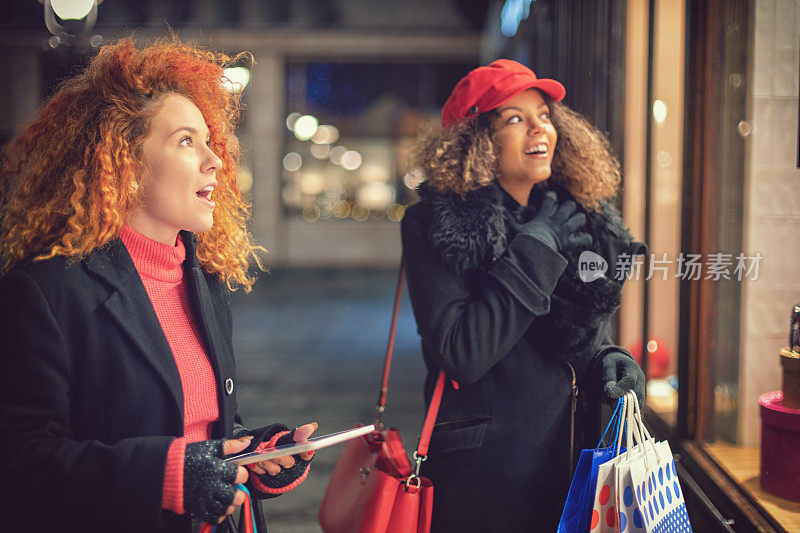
[[223, 424, 376, 466]]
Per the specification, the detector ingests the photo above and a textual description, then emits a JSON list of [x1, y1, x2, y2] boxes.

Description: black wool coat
[[0, 232, 266, 533], [401, 182, 645, 532]]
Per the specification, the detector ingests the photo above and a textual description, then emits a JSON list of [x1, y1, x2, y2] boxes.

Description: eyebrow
[[169, 126, 210, 138]]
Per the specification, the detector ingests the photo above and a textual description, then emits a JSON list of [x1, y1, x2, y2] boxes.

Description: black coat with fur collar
[[401, 181, 644, 532]]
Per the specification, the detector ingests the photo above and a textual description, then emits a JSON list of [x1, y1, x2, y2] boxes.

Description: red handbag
[[318, 266, 446, 533]]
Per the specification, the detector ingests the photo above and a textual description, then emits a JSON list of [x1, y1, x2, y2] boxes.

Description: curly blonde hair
[[411, 92, 621, 211], [0, 38, 264, 291]]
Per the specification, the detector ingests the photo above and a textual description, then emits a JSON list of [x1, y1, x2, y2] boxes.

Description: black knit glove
[[237, 425, 313, 499], [183, 440, 240, 523], [504, 191, 592, 252], [600, 350, 645, 405]]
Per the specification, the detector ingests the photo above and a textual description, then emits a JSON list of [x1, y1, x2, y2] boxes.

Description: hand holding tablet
[[224, 424, 376, 466]]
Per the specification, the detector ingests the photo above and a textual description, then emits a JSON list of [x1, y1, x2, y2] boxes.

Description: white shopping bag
[[613, 392, 660, 533], [626, 394, 694, 532]]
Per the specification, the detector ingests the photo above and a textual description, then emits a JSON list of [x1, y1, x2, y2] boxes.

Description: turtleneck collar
[[120, 225, 186, 283]]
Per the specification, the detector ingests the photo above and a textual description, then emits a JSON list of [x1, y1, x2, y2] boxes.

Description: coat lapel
[[85, 239, 184, 423], [181, 231, 236, 435]]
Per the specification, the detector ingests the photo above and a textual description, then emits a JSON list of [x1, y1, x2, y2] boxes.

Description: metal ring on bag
[[405, 474, 421, 490]]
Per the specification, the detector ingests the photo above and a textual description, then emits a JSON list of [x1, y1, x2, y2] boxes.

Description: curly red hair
[[0, 38, 263, 290]]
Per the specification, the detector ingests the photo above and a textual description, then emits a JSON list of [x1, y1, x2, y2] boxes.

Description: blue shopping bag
[[557, 399, 627, 533]]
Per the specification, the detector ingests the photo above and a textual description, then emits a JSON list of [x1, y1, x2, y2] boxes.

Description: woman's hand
[[504, 191, 593, 252], [600, 351, 645, 405], [184, 437, 251, 524], [248, 422, 317, 476]]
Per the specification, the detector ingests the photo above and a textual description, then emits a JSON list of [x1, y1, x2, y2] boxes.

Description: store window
[[281, 62, 475, 223], [619, 0, 685, 430], [625, 0, 800, 528]]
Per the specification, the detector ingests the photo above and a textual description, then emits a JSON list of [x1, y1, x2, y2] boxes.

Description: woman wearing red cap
[[0, 39, 316, 532], [402, 59, 646, 530]]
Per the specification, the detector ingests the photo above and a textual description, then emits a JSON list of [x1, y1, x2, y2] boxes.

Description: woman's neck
[[496, 180, 532, 207]]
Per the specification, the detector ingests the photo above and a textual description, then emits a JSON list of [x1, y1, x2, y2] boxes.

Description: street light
[[41, 0, 101, 48]]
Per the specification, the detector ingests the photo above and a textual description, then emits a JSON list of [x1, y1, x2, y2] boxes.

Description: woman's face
[[128, 93, 223, 245], [492, 88, 557, 188]]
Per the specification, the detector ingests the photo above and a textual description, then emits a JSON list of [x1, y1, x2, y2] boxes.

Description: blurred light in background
[[351, 204, 370, 222], [302, 204, 321, 223], [286, 112, 302, 131], [310, 144, 331, 159], [298, 172, 325, 195], [653, 99, 668, 125], [386, 203, 406, 222], [500, 0, 534, 38], [329, 146, 347, 165], [332, 201, 351, 218], [357, 182, 394, 210], [360, 164, 388, 183], [51, 0, 95, 20], [403, 169, 425, 190], [237, 165, 253, 193], [340, 150, 362, 171], [282, 152, 302, 172], [311, 125, 340, 144], [221, 67, 250, 92], [293, 115, 319, 141], [656, 150, 672, 168]]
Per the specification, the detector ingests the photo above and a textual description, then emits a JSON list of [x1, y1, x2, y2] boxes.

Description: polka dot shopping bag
[[625, 393, 693, 532], [612, 391, 659, 533]]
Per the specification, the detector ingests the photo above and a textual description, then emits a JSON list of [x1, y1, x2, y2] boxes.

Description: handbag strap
[[376, 263, 448, 486], [376, 265, 406, 417]]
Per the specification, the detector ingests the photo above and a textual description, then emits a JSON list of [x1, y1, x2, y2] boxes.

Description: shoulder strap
[[375, 263, 446, 459]]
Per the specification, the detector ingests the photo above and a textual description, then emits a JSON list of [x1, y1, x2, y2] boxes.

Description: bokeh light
[[293, 115, 319, 141]]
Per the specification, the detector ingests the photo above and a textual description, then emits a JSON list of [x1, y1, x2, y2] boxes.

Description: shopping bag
[[591, 395, 632, 532], [558, 398, 626, 533], [612, 391, 656, 533], [626, 394, 693, 532]]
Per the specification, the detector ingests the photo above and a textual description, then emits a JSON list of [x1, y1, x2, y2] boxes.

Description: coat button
[[225, 378, 234, 395]]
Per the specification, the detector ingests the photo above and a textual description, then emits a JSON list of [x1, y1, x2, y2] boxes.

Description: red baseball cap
[[441, 59, 566, 128]]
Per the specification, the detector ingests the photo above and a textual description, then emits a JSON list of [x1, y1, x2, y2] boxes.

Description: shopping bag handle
[[199, 484, 257, 533], [614, 394, 629, 456], [597, 397, 625, 449]]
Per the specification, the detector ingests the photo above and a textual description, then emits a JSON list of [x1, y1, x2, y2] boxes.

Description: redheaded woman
[[0, 39, 314, 532]]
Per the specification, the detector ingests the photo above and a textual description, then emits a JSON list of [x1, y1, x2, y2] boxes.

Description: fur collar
[[418, 180, 643, 352]]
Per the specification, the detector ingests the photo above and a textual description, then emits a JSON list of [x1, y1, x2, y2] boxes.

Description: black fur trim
[[418, 180, 644, 352], [417, 183, 508, 274]]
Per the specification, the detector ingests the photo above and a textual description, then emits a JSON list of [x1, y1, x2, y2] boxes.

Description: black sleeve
[[401, 210, 568, 384], [0, 270, 174, 530]]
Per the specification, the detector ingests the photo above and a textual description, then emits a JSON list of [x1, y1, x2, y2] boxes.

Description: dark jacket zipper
[[566, 361, 579, 477]]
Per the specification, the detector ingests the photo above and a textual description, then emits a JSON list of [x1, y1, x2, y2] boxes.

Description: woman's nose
[[204, 147, 223, 172], [528, 120, 544, 134]]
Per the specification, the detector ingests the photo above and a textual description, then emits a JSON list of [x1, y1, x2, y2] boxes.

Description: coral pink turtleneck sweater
[[120, 225, 220, 515]]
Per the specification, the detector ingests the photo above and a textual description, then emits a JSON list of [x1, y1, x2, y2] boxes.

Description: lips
[[196, 183, 216, 206], [524, 143, 549, 156]]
